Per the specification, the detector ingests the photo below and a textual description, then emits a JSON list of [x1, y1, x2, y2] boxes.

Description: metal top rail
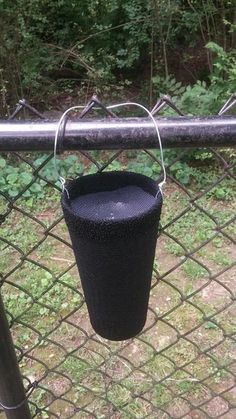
[[0, 95, 236, 151], [0, 116, 236, 151]]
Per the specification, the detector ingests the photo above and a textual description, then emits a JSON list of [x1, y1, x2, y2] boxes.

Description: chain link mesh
[[0, 97, 235, 418]]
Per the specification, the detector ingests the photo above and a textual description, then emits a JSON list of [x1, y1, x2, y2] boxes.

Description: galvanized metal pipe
[[0, 293, 32, 419], [0, 116, 236, 151]]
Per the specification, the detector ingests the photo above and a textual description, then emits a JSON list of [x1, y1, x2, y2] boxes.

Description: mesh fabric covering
[[62, 171, 162, 340], [71, 185, 156, 221]]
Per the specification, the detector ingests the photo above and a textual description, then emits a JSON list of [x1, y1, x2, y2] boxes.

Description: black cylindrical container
[[61, 171, 162, 340]]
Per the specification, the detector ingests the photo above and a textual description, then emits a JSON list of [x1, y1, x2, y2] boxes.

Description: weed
[[183, 260, 208, 279], [164, 208, 215, 253], [166, 370, 195, 395], [0, 154, 83, 203], [212, 237, 224, 248], [123, 399, 150, 418], [2, 268, 81, 341], [205, 322, 218, 330], [61, 356, 90, 382], [143, 354, 174, 382], [108, 384, 131, 408], [164, 238, 184, 256], [208, 249, 233, 267], [154, 384, 172, 406], [30, 388, 50, 418]]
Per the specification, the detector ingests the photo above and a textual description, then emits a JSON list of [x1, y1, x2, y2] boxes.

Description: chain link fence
[[0, 96, 235, 418]]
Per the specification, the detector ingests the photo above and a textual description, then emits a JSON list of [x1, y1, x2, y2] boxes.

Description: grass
[[0, 155, 235, 418], [61, 356, 91, 382], [154, 384, 172, 406], [208, 249, 233, 266], [182, 259, 208, 279]]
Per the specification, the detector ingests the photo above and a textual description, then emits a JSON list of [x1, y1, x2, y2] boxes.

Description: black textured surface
[[70, 185, 156, 221], [62, 171, 162, 340]]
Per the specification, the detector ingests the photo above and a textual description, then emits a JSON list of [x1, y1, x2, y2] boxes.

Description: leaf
[[175, 82, 182, 89], [20, 172, 32, 185], [177, 86, 186, 94], [205, 322, 218, 329], [7, 173, 18, 184], [22, 190, 31, 198], [34, 155, 48, 167], [143, 167, 153, 177], [30, 183, 42, 193], [39, 307, 48, 315], [8, 189, 19, 197], [64, 155, 77, 165], [206, 42, 224, 55], [0, 158, 6, 168]]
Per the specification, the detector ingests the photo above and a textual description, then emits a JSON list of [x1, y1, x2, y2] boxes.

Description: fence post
[[0, 292, 32, 419]]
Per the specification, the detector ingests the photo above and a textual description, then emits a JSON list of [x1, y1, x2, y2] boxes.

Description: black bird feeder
[[57, 102, 165, 341], [62, 171, 162, 340]]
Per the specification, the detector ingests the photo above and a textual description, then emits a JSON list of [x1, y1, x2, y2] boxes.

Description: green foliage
[[125, 150, 235, 201], [152, 70, 234, 117], [1, 1, 236, 109], [1, 148, 235, 209], [206, 42, 236, 94], [155, 384, 172, 406], [205, 321, 218, 330], [152, 75, 186, 99], [0, 154, 83, 202], [0, 0, 151, 103], [3, 268, 80, 321], [182, 260, 207, 280], [61, 356, 90, 382]]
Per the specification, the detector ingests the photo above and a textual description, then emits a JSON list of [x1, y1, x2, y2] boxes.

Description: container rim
[[61, 171, 163, 239]]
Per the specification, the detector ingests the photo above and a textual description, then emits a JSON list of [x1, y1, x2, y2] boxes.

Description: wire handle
[[54, 105, 84, 198], [54, 102, 166, 198], [107, 102, 166, 193]]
